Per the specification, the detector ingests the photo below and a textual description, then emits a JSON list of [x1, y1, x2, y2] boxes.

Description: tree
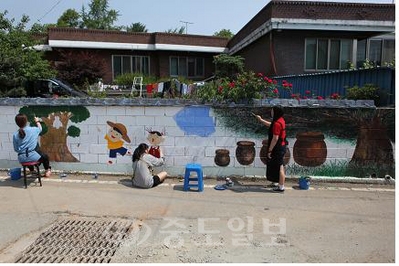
[[165, 26, 185, 34], [125, 22, 148, 33], [57, 9, 80, 28], [0, 11, 55, 96], [19, 106, 90, 162], [213, 29, 234, 39], [29, 22, 56, 33], [213, 54, 245, 79], [54, 50, 106, 89], [80, 0, 119, 30]]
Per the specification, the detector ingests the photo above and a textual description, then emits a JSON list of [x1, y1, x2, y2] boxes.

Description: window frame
[[112, 55, 151, 80], [169, 56, 205, 78], [304, 38, 354, 71]]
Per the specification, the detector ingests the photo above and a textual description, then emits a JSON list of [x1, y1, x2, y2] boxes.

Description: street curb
[[0, 170, 394, 185]]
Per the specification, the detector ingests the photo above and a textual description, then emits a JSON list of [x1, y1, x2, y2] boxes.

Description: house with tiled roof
[[38, 0, 395, 83]]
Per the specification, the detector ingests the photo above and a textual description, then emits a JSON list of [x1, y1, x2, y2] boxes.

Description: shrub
[[346, 84, 379, 102], [114, 73, 157, 86], [196, 71, 289, 103]]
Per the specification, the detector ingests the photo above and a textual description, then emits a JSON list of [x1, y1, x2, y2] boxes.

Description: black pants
[[29, 145, 51, 171], [266, 145, 286, 183]]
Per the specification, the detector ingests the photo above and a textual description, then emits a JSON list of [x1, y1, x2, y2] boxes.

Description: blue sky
[[1, 0, 394, 35]]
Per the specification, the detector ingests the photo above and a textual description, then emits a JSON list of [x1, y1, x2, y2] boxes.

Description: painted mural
[[146, 128, 165, 158], [174, 106, 215, 137], [5, 104, 393, 178], [213, 107, 395, 177], [105, 121, 131, 164], [18, 106, 90, 162]]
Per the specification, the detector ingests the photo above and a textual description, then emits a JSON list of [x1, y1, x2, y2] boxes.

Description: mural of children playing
[[146, 128, 165, 158], [105, 121, 132, 164]]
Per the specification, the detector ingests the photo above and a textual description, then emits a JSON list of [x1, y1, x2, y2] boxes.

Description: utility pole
[[180, 20, 194, 34]]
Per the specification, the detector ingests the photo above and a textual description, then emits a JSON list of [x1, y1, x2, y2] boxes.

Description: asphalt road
[[0, 173, 395, 263]]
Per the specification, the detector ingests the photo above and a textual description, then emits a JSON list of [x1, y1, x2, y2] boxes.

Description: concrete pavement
[[0, 172, 395, 263]]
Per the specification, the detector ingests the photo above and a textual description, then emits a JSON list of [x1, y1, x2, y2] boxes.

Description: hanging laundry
[[157, 82, 164, 93]]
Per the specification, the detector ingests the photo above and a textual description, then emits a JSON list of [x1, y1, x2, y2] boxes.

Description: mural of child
[[146, 128, 165, 158], [105, 121, 132, 164]]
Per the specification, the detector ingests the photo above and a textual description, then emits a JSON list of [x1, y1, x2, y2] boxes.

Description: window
[[356, 37, 395, 67], [305, 38, 353, 70], [170, 56, 204, 78], [382, 39, 395, 64], [369, 40, 382, 66], [356, 39, 367, 68], [112, 55, 150, 79]]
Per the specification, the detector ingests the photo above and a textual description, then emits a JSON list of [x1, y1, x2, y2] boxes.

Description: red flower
[[302, 96, 308, 99], [305, 90, 311, 94], [257, 73, 263, 77], [218, 86, 223, 93], [273, 89, 279, 94], [263, 77, 269, 82], [317, 96, 324, 100], [229, 82, 235, 88], [289, 83, 293, 88], [273, 80, 277, 84]]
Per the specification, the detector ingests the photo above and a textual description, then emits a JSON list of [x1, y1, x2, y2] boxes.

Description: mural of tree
[[19, 106, 90, 162]]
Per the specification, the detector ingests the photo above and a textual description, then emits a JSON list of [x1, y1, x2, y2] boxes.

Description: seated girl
[[132, 143, 167, 188]]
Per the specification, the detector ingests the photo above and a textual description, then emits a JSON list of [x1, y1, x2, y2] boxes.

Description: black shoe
[[273, 187, 285, 193]]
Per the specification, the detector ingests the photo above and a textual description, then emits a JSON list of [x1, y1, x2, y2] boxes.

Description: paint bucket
[[8, 167, 22, 180], [299, 177, 310, 190]]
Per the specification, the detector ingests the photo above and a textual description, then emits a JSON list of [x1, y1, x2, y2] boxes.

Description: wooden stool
[[21, 161, 42, 189]]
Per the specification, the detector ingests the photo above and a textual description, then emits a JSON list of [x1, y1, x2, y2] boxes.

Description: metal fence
[[272, 67, 395, 106]]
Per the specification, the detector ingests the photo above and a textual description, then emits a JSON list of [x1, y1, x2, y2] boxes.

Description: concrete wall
[[0, 99, 394, 178]]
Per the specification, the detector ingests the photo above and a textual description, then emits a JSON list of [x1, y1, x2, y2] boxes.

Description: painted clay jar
[[260, 139, 291, 165], [293, 131, 327, 167], [214, 149, 230, 167], [236, 141, 256, 165]]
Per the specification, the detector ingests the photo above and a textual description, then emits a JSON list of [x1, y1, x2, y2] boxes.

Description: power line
[[37, 0, 63, 23]]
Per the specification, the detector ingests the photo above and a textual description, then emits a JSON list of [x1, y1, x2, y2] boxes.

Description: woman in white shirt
[[132, 143, 168, 188]]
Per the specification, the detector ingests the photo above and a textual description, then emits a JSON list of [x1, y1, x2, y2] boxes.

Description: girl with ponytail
[[13, 114, 52, 177]]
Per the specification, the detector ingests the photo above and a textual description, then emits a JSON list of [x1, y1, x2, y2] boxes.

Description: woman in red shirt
[[255, 106, 287, 192]]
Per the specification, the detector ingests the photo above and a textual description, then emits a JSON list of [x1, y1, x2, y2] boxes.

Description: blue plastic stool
[[183, 163, 204, 192]]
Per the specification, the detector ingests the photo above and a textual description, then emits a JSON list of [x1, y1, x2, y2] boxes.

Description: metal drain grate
[[16, 217, 133, 263]]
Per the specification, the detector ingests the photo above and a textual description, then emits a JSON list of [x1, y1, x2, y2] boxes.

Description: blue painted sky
[[174, 107, 215, 137], [1, 0, 393, 36]]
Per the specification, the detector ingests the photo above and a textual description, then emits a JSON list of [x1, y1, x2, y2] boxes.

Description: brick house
[[227, 0, 395, 76], [39, 1, 394, 83], [41, 28, 228, 84]]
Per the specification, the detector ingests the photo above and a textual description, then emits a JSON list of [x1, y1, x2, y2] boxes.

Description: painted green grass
[[286, 160, 395, 178]]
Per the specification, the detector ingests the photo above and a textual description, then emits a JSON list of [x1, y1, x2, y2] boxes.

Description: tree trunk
[[350, 116, 393, 166], [40, 112, 79, 162]]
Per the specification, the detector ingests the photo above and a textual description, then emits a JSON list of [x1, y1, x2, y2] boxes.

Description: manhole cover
[[16, 217, 133, 263]]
